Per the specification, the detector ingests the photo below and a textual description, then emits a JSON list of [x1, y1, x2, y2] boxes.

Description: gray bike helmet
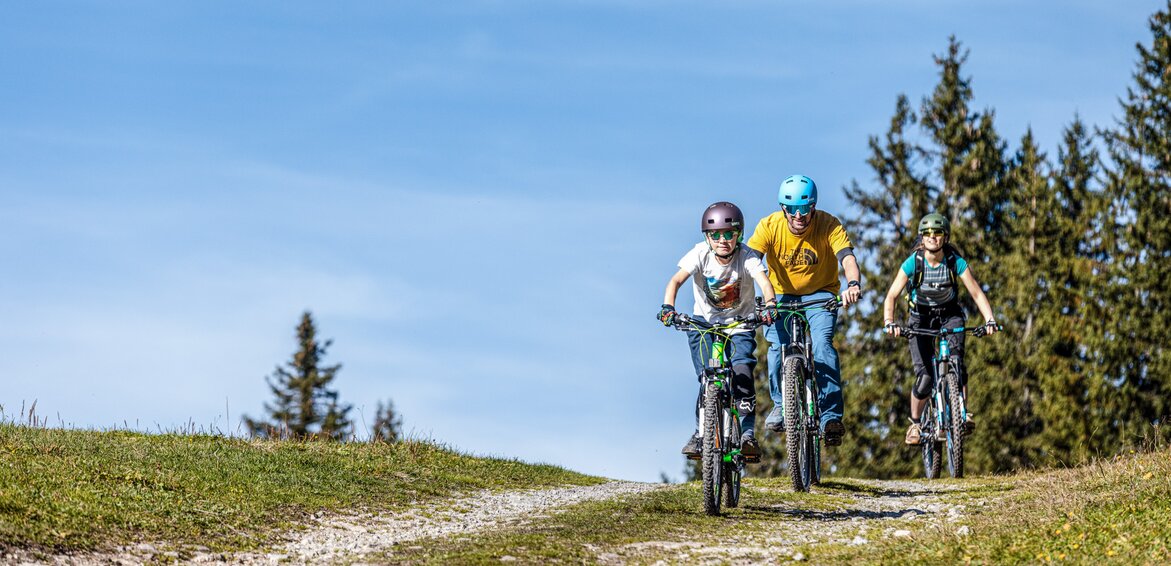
[[701, 202, 744, 232], [918, 213, 951, 234]]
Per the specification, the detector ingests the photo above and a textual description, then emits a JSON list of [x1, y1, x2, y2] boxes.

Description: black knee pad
[[731, 363, 756, 413], [913, 371, 934, 400]]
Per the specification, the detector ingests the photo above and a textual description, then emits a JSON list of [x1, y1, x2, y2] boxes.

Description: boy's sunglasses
[[920, 229, 947, 237], [707, 230, 740, 241], [782, 203, 812, 216]]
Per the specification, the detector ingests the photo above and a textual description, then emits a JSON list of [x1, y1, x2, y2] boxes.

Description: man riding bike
[[880, 213, 1000, 444], [746, 175, 862, 447], [659, 202, 777, 461]]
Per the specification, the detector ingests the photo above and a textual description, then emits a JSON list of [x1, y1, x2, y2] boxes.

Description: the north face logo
[[783, 247, 819, 267]]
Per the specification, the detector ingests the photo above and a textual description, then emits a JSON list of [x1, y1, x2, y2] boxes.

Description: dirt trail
[[18, 481, 663, 565], [605, 479, 986, 564], [17, 478, 986, 565]]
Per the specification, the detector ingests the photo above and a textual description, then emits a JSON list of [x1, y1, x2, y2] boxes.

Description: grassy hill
[[0, 423, 600, 553], [2, 422, 1169, 563]]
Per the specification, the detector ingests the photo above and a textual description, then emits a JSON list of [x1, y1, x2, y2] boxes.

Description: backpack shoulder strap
[[942, 247, 960, 281], [904, 250, 925, 305]]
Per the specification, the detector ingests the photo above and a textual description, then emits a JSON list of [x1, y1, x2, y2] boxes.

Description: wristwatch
[[847, 280, 861, 289]]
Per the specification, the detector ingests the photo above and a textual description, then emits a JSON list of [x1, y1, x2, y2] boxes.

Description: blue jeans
[[686, 318, 758, 436], [765, 290, 843, 428]]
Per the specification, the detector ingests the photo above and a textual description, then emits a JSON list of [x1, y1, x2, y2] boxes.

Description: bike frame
[[899, 324, 992, 479], [777, 296, 839, 492], [673, 312, 764, 515]]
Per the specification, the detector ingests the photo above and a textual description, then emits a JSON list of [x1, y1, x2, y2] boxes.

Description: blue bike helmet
[[778, 175, 818, 209]]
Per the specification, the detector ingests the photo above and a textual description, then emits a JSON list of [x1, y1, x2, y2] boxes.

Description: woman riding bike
[[659, 201, 776, 460], [880, 213, 999, 445]]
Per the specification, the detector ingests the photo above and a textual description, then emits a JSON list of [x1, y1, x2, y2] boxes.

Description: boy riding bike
[[659, 202, 777, 461], [881, 213, 999, 445]]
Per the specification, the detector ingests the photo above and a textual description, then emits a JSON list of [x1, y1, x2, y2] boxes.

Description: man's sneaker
[[682, 433, 703, 460], [823, 419, 845, 446], [962, 414, 976, 437], [765, 406, 784, 433], [740, 433, 761, 462], [904, 421, 922, 445]]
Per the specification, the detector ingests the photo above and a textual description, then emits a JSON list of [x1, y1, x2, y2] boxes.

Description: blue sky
[[1, 1, 1162, 482]]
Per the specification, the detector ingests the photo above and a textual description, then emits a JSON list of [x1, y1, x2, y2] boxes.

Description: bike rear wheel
[[944, 370, 965, 478], [807, 376, 822, 486], [723, 411, 741, 508], [702, 382, 724, 515], [782, 357, 806, 492]]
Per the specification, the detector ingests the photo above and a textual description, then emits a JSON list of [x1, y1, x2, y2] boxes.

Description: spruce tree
[[1100, 2, 1171, 449], [968, 130, 1048, 472], [835, 38, 1011, 478], [243, 311, 353, 440], [371, 399, 404, 443], [1032, 118, 1113, 465]]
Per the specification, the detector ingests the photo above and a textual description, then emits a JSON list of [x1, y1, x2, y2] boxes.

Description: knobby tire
[[921, 395, 943, 479], [782, 357, 805, 492], [945, 370, 965, 478], [702, 382, 723, 515], [723, 410, 741, 508]]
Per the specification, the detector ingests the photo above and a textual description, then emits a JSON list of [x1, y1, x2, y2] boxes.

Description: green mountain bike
[[896, 324, 996, 479], [672, 309, 766, 516], [778, 296, 840, 492]]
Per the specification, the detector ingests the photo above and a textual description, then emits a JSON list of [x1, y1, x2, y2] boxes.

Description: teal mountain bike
[[672, 309, 766, 516], [777, 296, 840, 492], [896, 324, 996, 479]]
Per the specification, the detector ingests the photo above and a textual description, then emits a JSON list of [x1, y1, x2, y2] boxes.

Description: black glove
[[658, 304, 677, 326]]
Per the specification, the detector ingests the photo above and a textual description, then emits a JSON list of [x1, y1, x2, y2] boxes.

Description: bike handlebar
[[774, 296, 841, 312], [672, 310, 768, 332], [891, 324, 1001, 339]]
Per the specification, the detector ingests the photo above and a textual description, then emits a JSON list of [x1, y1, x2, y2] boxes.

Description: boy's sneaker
[[904, 421, 922, 445], [823, 419, 845, 446], [682, 433, 702, 460], [740, 433, 761, 462], [765, 406, 785, 433], [962, 414, 976, 437]]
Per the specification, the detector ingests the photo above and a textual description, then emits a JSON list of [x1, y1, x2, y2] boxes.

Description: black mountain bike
[[777, 296, 840, 492], [895, 325, 995, 479], [672, 309, 766, 516]]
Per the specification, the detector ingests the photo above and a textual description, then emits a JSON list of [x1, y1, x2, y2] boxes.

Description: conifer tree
[[371, 399, 404, 443], [243, 311, 353, 440], [834, 38, 1009, 478], [967, 130, 1048, 472], [1100, 2, 1171, 448]]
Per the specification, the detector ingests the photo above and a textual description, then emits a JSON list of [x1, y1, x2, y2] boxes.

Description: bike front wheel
[[782, 357, 807, 492], [702, 383, 724, 515], [944, 370, 965, 478], [921, 396, 943, 479]]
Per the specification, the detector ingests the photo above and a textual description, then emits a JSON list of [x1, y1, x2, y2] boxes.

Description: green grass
[[824, 449, 1171, 563], [0, 424, 600, 553], [377, 449, 1171, 564], [5, 422, 1170, 564]]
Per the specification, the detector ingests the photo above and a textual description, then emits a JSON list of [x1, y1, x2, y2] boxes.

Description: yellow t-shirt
[[747, 210, 854, 295]]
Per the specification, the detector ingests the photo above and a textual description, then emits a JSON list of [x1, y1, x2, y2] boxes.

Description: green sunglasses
[[707, 230, 740, 241], [920, 229, 947, 237]]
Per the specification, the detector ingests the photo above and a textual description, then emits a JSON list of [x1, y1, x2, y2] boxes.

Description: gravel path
[[604, 479, 988, 564], [16, 481, 664, 565], [12, 478, 992, 565]]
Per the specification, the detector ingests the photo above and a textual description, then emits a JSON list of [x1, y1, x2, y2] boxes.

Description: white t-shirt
[[677, 242, 767, 332]]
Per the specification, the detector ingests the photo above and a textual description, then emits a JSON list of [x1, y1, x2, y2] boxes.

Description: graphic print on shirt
[[782, 246, 819, 268], [703, 270, 742, 310]]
